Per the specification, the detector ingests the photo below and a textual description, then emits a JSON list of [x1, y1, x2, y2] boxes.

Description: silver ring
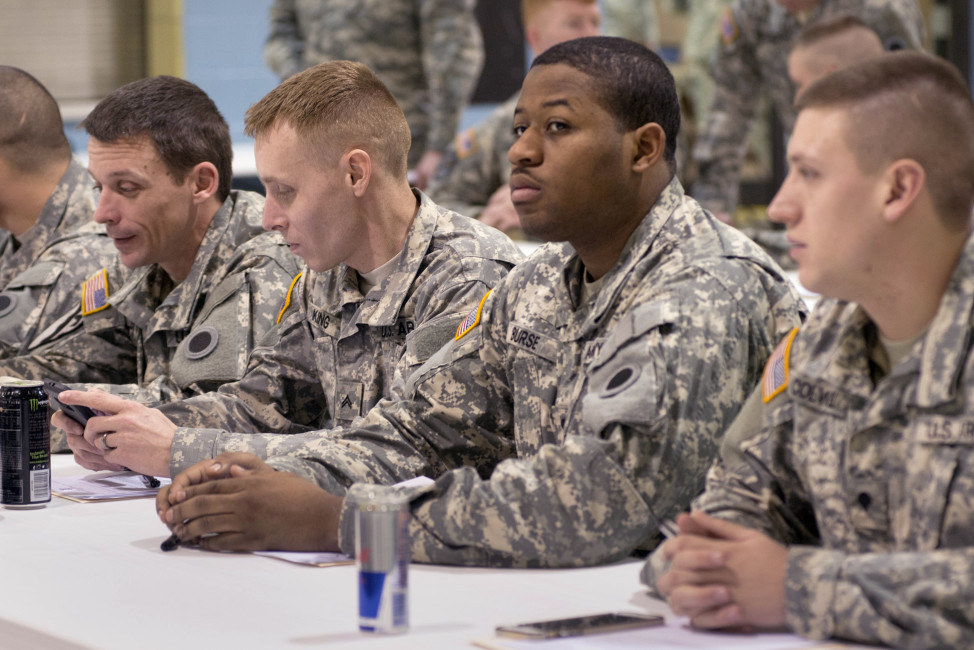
[[100, 433, 117, 451]]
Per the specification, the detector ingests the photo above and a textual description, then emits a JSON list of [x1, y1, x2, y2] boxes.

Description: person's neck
[[861, 225, 967, 341], [573, 171, 668, 280], [348, 181, 418, 274], [0, 159, 68, 237], [159, 196, 222, 283]]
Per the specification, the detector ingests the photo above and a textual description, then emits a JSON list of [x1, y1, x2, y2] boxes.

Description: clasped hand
[[656, 511, 789, 631], [156, 452, 344, 553]]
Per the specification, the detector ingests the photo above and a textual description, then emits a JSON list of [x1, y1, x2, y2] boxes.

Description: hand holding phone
[[496, 612, 664, 639], [43, 379, 98, 426]]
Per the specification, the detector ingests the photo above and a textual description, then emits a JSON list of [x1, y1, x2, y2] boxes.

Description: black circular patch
[[857, 492, 872, 511], [0, 294, 15, 319], [184, 326, 219, 360], [600, 364, 641, 397]]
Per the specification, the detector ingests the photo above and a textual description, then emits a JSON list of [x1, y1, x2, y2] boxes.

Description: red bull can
[[0, 378, 50, 508], [355, 492, 409, 633]]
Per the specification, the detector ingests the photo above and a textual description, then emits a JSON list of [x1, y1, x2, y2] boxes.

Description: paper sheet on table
[[473, 619, 835, 650], [53, 472, 170, 502], [253, 551, 354, 567]]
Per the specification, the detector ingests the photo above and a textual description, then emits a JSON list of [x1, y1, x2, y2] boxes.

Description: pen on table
[[140, 474, 161, 489], [161, 532, 180, 552]]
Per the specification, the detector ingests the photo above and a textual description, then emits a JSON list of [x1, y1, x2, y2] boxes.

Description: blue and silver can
[[355, 492, 409, 633], [0, 378, 50, 509]]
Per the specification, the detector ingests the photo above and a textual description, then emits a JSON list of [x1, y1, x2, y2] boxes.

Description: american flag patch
[[762, 327, 799, 402], [719, 8, 739, 46], [455, 290, 491, 341], [455, 128, 478, 160], [81, 269, 110, 316]]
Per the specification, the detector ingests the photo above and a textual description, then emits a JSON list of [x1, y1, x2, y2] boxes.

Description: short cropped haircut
[[531, 36, 680, 176], [0, 66, 71, 174], [81, 76, 233, 201], [244, 60, 411, 180], [793, 14, 879, 51], [522, 0, 597, 28], [797, 51, 974, 229]]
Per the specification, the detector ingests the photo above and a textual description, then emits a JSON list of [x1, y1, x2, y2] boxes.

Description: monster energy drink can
[[355, 492, 409, 633], [0, 378, 50, 508]]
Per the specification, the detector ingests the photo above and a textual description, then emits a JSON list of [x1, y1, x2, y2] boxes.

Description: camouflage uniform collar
[[109, 193, 236, 330], [568, 178, 684, 328], [914, 231, 974, 407], [345, 188, 438, 327], [159, 192, 237, 329], [794, 232, 974, 410], [0, 158, 94, 289]]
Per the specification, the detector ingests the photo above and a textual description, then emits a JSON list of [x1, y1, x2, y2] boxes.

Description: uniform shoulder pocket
[[6, 261, 63, 289]]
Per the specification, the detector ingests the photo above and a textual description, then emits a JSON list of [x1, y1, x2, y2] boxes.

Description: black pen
[[161, 532, 181, 552], [140, 474, 161, 489]]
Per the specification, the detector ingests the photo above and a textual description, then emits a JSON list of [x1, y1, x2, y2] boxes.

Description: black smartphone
[[43, 379, 97, 426], [495, 612, 664, 639]]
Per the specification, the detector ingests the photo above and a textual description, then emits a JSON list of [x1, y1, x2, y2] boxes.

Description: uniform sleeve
[[427, 102, 515, 219], [260, 290, 520, 496], [273, 259, 788, 568], [166, 242, 518, 475], [0, 307, 138, 385], [418, 0, 484, 152], [642, 387, 974, 647], [263, 0, 304, 79], [691, 1, 764, 215]]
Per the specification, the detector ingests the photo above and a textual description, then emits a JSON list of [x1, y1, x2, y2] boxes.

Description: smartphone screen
[[496, 612, 664, 639]]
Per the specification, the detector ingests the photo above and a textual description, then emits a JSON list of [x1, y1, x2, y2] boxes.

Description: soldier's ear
[[344, 149, 371, 198], [190, 161, 220, 204], [631, 123, 665, 172], [881, 158, 924, 224]]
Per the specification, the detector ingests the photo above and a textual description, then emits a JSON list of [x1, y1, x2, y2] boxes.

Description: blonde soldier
[[0, 67, 117, 358], [428, 0, 601, 234], [263, 0, 483, 188], [155, 38, 804, 566], [0, 76, 300, 451], [648, 53, 974, 648], [54, 62, 522, 479], [692, 0, 924, 219]]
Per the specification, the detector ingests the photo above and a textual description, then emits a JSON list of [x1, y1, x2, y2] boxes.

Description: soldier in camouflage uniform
[[602, 0, 660, 50], [155, 38, 805, 566], [1, 76, 299, 452], [427, 0, 601, 234], [55, 61, 521, 479], [0, 67, 118, 359], [646, 53, 974, 648], [691, 0, 925, 218], [263, 0, 484, 188]]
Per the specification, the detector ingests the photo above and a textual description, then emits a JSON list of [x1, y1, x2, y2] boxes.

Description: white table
[[1, 456, 667, 650]]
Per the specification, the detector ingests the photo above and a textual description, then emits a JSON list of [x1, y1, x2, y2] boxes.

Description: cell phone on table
[[43, 379, 97, 426], [495, 612, 664, 639]]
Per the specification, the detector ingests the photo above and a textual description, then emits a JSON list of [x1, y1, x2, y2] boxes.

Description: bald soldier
[[648, 52, 974, 648], [154, 38, 804, 567], [0, 76, 300, 451], [428, 0, 602, 234], [54, 61, 522, 478], [691, 0, 925, 219], [0, 67, 117, 358]]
